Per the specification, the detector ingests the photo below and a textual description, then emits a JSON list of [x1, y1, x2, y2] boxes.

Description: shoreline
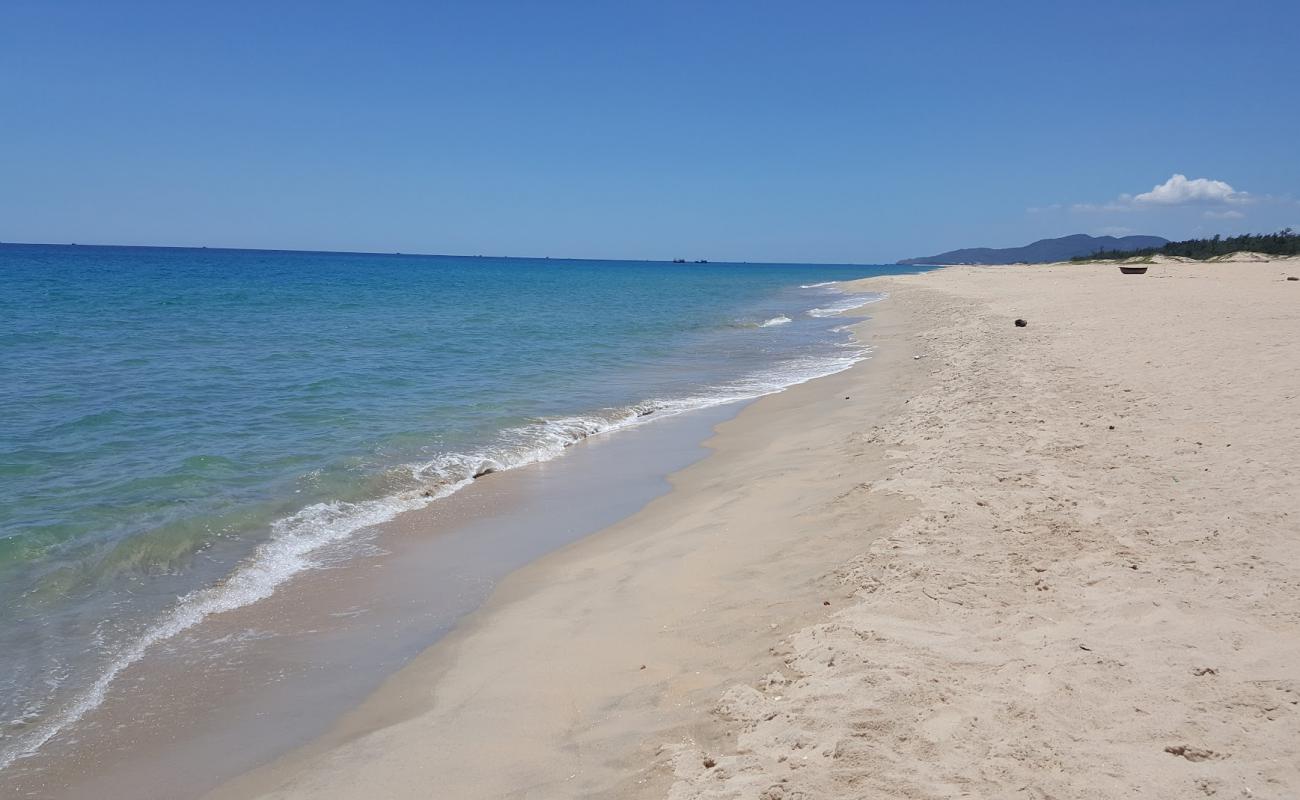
[[0, 400, 750, 799], [0, 280, 900, 800], [212, 258, 1300, 799], [204, 287, 927, 799], [1, 333, 866, 775], [0, 270, 897, 798], [1, 251, 909, 792]]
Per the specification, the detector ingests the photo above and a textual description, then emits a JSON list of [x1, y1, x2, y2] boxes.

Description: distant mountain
[[898, 234, 1169, 265]]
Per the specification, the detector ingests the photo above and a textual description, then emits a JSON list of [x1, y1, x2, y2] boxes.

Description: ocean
[[0, 243, 919, 771]]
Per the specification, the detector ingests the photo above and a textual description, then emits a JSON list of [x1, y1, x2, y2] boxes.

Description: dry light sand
[[211, 259, 1300, 800]]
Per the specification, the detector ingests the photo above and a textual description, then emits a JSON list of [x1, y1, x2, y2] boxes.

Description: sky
[[2, 0, 1298, 263]]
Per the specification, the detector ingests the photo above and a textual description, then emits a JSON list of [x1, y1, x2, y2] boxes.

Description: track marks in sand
[[666, 265, 1300, 800]]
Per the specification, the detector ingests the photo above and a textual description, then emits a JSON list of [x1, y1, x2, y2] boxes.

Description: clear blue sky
[[3, 0, 1297, 263]]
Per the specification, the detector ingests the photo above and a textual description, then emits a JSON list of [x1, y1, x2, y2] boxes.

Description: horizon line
[[0, 240, 894, 268]]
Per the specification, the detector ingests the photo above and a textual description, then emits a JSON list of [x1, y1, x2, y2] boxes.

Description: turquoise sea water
[[0, 243, 919, 767]]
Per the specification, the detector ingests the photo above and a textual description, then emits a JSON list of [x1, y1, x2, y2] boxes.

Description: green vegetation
[[1072, 229, 1300, 262]]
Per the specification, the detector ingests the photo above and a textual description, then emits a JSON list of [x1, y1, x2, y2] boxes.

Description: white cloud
[[1132, 174, 1249, 206], [1067, 173, 1255, 215], [1203, 209, 1245, 220]]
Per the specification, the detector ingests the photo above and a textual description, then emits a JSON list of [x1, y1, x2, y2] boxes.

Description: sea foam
[[806, 291, 885, 318]]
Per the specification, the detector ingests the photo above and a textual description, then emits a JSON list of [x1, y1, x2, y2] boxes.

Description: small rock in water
[[702, 757, 717, 769], [1014, 318, 1028, 328]]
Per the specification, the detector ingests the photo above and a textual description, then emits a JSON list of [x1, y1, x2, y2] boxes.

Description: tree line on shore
[[1073, 228, 1299, 261]]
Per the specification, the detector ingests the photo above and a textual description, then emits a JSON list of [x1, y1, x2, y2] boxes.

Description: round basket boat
[[1119, 266, 1149, 275]]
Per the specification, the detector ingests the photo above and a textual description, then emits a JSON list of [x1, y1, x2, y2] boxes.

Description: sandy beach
[[209, 258, 1300, 800]]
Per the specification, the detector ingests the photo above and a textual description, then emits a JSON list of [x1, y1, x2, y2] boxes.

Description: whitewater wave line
[[807, 291, 886, 318]]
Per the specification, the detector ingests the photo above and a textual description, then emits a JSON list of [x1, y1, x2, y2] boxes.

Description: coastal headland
[[211, 258, 1300, 799]]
